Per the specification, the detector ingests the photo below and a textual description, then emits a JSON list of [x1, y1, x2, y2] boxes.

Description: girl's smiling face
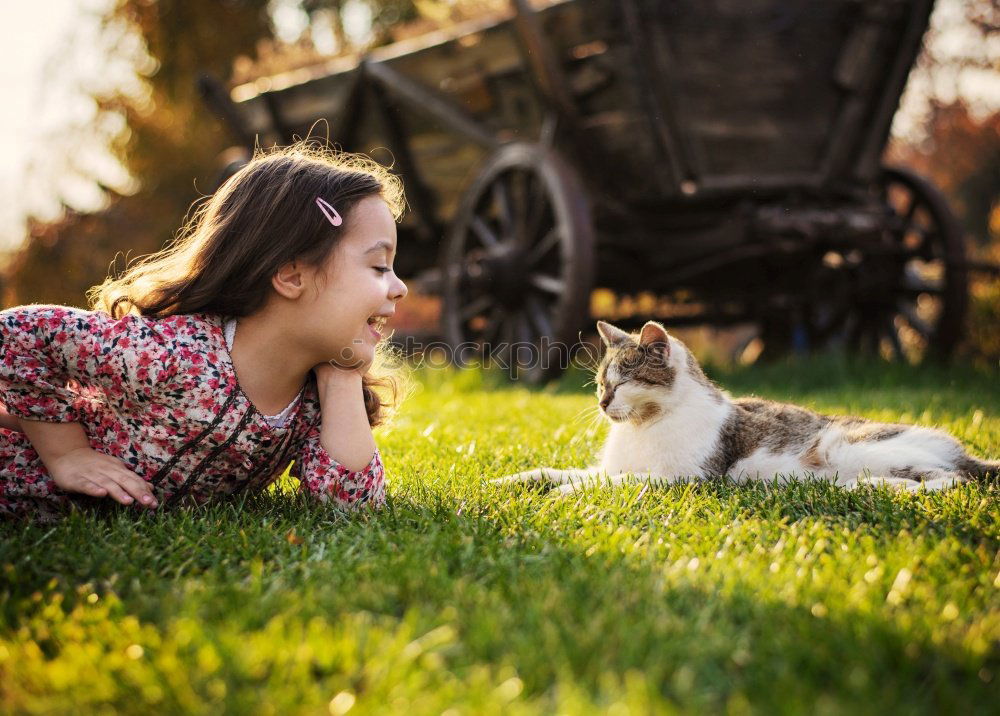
[[300, 196, 407, 368]]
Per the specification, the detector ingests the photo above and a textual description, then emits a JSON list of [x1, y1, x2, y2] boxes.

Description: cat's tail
[[960, 456, 1000, 481]]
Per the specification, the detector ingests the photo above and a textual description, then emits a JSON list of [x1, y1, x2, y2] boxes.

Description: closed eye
[[374, 266, 391, 274], [630, 376, 659, 386]]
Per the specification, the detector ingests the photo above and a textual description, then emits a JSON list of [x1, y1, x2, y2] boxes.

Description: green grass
[[2, 357, 998, 714]]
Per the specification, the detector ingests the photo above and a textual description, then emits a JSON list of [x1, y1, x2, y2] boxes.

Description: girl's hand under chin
[[313, 359, 367, 388]]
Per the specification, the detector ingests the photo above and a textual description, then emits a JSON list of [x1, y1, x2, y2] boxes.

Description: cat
[[495, 320, 998, 494]]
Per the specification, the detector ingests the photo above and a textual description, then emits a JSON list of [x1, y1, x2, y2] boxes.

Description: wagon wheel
[[799, 166, 969, 362], [441, 142, 595, 383], [753, 167, 969, 363]]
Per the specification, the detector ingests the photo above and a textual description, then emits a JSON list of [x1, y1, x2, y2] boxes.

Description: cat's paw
[[551, 479, 606, 496], [848, 473, 966, 493], [489, 469, 558, 487], [917, 474, 967, 491]]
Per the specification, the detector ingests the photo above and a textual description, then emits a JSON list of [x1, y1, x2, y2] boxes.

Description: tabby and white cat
[[496, 321, 997, 494]]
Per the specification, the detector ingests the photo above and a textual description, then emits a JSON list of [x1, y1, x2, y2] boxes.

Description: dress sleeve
[[291, 427, 386, 509], [0, 305, 172, 422]]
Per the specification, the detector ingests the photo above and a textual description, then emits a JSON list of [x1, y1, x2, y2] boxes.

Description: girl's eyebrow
[[364, 240, 394, 255]]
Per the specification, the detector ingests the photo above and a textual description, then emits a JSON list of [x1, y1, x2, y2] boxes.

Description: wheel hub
[[479, 245, 529, 307]]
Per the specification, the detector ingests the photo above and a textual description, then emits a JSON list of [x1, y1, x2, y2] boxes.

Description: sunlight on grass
[[2, 359, 998, 713]]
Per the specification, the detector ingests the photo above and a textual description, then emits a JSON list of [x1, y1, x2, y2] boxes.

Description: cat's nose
[[599, 394, 612, 410]]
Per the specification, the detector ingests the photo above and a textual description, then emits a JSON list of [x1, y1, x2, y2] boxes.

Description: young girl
[[0, 143, 408, 522]]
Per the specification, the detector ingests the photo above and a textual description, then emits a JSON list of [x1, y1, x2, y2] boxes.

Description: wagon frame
[[201, 0, 979, 379]]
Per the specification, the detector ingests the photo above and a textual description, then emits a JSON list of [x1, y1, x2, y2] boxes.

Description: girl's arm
[[0, 305, 174, 423], [0, 404, 19, 431], [0, 305, 162, 509], [313, 365, 376, 472], [18, 419, 158, 508], [290, 363, 384, 508]]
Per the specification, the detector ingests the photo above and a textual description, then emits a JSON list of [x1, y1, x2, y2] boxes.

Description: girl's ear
[[272, 261, 306, 299], [596, 320, 631, 347], [638, 321, 671, 358]]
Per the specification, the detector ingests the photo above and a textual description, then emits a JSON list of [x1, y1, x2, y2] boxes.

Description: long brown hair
[[89, 142, 407, 426]]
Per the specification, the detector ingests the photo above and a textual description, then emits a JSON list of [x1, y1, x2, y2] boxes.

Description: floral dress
[[0, 306, 385, 522]]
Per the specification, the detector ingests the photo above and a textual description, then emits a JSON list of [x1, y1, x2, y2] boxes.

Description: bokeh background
[[0, 0, 996, 360]]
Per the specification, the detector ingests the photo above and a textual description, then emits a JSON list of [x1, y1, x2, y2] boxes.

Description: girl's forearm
[[19, 419, 92, 466], [315, 371, 377, 472], [0, 405, 21, 431]]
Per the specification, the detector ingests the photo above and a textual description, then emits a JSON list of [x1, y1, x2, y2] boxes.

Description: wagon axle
[[469, 245, 534, 308]]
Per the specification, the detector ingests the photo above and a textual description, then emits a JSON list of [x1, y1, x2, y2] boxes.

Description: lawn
[[1, 358, 998, 714]]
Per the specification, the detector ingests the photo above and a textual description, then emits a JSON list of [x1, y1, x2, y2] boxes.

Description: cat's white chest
[[599, 401, 732, 477]]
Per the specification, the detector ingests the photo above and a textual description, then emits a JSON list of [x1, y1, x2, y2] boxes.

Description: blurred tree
[[5, 0, 502, 307], [890, 0, 998, 243], [7, 0, 276, 306], [889, 102, 1000, 247], [886, 0, 999, 361]]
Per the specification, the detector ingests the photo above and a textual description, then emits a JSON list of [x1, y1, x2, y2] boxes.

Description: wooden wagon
[[200, 0, 970, 380]]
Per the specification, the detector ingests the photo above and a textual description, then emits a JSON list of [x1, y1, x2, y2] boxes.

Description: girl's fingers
[[93, 474, 135, 505], [107, 470, 158, 508], [76, 479, 110, 498], [117, 470, 158, 507], [109, 461, 158, 507]]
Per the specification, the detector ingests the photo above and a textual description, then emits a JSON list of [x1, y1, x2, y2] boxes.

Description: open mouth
[[367, 315, 389, 337]]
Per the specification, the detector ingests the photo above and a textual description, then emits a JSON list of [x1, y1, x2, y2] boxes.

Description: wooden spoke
[[842, 313, 860, 351], [529, 273, 565, 295], [508, 170, 531, 245], [896, 300, 932, 339], [525, 177, 548, 243], [899, 267, 943, 294], [903, 225, 942, 256], [525, 294, 555, 338], [500, 318, 516, 362], [515, 312, 533, 346], [900, 193, 918, 226], [848, 310, 881, 355], [492, 180, 514, 237], [460, 294, 495, 322], [883, 317, 906, 361], [525, 228, 561, 267], [917, 230, 942, 259], [480, 306, 505, 345], [470, 216, 500, 249]]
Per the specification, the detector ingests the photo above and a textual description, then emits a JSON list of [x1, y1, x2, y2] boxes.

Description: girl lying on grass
[[0, 143, 407, 522]]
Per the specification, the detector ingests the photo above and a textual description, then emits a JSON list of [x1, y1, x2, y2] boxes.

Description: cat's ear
[[597, 320, 631, 347], [638, 321, 671, 357]]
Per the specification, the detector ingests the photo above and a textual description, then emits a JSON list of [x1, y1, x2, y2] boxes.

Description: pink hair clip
[[315, 196, 343, 227]]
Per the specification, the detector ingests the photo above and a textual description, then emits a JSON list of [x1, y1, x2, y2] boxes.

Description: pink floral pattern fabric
[[0, 306, 385, 522]]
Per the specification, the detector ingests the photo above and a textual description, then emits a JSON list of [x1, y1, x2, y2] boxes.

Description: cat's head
[[595, 320, 680, 426]]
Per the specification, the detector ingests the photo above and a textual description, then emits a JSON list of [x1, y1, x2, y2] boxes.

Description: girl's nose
[[391, 277, 408, 301]]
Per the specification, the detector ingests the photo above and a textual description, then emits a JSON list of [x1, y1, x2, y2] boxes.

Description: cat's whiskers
[[572, 401, 609, 437], [626, 408, 645, 427], [571, 403, 601, 426]]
